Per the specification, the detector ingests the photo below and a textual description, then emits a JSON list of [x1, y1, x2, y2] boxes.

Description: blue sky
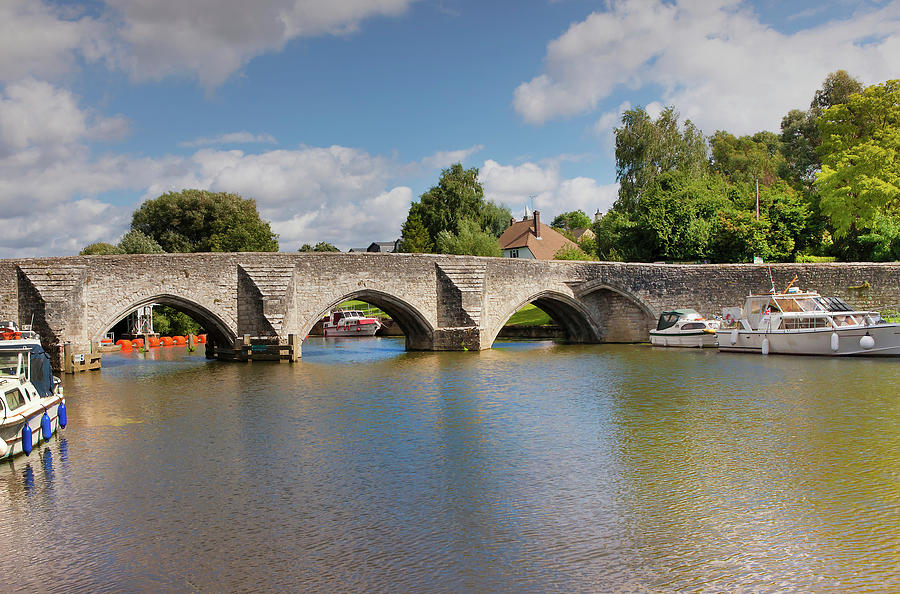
[[1, 0, 898, 256]]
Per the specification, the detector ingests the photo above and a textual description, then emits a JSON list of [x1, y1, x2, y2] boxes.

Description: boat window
[[774, 298, 803, 313], [748, 297, 777, 315], [681, 322, 706, 330], [783, 315, 831, 330], [656, 313, 679, 331], [4, 388, 26, 411], [0, 353, 19, 376], [815, 297, 853, 312]]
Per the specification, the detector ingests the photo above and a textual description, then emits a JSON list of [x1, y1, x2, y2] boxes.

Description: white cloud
[[515, 0, 900, 135], [179, 132, 277, 148], [0, 0, 110, 83], [479, 159, 617, 220], [105, 0, 418, 89], [421, 145, 484, 170]]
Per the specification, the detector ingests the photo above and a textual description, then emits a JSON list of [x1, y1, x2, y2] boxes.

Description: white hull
[[650, 332, 718, 348], [717, 324, 900, 356], [0, 396, 64, 459], [323, 323, 380, 337]]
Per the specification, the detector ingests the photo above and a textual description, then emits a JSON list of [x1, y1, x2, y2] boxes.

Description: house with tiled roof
[[497, 210, 578, 260]]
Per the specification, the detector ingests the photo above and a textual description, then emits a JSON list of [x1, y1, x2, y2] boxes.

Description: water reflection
[[0, 340, 898, 591]]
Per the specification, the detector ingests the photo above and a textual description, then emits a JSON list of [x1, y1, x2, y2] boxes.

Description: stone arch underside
[[303, 289, 435, 350], [577, 285, 656, 343], [94, 294, 236, 348], [488, 291, 603, 345]]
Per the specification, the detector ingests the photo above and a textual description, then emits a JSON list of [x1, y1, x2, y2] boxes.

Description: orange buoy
[[116, 339, 133, 349], [132, 338, 144, 348], [173, 336, 186, 345], [100, 338, 112, 344], [148, 337, 161, 348], [198, 334, 207, 344], [160, 336, 174, 346]]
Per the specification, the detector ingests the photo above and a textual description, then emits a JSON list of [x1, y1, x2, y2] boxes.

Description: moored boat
[[649, 309, 720, 348], [0, 322, 66, 459], [322, 309, 382, 337], [716, 284, 900, 356]]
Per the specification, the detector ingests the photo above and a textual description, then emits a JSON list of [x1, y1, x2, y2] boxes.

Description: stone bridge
[[2, 253, 899, 368]]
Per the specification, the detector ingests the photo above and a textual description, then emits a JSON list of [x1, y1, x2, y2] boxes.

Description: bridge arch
[[302, 289, 435, 350], [488, 290, 603, 346], [93, 293, 237, 348], [576, 281, 657, 342]]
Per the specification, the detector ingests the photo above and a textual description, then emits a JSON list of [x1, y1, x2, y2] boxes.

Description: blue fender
[[58, 401, 67, 428], [41, 412, 52, 442], [22, 422, 33, 456]]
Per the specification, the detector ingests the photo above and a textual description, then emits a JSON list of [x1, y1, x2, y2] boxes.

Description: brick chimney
[[510, 216, 515, 228], [533, 210, 541, 238]]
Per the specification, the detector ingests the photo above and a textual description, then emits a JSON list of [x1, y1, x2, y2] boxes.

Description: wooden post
[[63, 342, 73, 374], [289, 333, 300, 361]]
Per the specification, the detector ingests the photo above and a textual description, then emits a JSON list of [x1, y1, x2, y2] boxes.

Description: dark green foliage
[[153, 305, 201, 336], [80, 242, 122, 255], [118, 230, 164, 254], [399, 163, 511, 255], [132, 189, 278, 252], [615, 106, 708, 212], [551, 210, 592, 231], [298, 242, 339, 252], [435, 218, 502, 257]]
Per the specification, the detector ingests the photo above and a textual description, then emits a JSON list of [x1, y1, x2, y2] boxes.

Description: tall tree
[[399, 163, 511, 254], [131, 189, 278, 252], [780, 70, 864, 188], [551, 210, 592, 231], [816, 79, 900, 240], [614, 106, 708, 212], [298, 241, 339, 252], [710, 131, 785, 187]]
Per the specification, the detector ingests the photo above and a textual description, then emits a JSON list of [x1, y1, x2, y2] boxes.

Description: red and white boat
[[322, 310, 382, 337]]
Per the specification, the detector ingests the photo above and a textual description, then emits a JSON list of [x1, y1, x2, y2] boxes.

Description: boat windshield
[[814, 296, 854, 312], [774, 296, 821, 312], [0, 353, 19, 376]]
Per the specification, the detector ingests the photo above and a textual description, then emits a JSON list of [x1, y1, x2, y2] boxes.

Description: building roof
[[498, 217, 577, 260], [571, 227, 595, 242]]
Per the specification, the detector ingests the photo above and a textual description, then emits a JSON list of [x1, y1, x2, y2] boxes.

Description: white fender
[[0, 438, 8, 458], [860, 334, 875, 349], [730, 329, 738, 345], [761, 338, 770, 355], [830, 332, 840, 352]]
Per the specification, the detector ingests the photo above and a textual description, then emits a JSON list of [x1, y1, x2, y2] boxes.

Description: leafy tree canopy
[[816, 79, 900, 238], [710, 130, 785, 187], [614, 106, 708, 212], [551, 210, 592, 231], [131, 189, 278, 253], [80, 242, 121, 255], [434, 218, 502, 257], [298, 241, 339, 252], [399, 163, 510, 254]]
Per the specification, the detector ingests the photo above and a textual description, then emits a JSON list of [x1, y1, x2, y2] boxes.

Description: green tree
[[780, 70, 864, 189], [551, 210, 592, 231], [553, 244, 594, 260], [434, 218, 502, 257], [399, 163, 511, 252], [131, 189, 278, 252], [710, 130, 786, 187], [816, 79, 900, 240], [118, 230, 164, 254], [80, 242, 122, 255], [298, 241, 339, 252], [614, 106, 708, 212], [153, 305, 201, 336]]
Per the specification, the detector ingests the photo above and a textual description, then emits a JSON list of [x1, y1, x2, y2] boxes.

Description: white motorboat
[[322, 309, 382, 337], [716, 285, 900, 356], [649, 309, 720, 348], [0, 322, 66, 459]]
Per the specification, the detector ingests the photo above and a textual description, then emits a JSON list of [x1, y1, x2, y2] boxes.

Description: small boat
[[0, 322, 66, 459], [716, 283, 900, 356], [322, 309, 382, 337], [649, 309, 720, 348]]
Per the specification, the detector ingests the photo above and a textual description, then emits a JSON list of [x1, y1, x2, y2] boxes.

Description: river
[[2, 338, 899, 592]]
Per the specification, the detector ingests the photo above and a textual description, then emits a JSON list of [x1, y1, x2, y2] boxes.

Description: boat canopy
[[656, 309, 698, 331], [0, 343, 54, 398]]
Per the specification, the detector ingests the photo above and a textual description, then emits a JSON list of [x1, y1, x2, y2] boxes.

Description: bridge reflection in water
[[1, 340, 898, 591]]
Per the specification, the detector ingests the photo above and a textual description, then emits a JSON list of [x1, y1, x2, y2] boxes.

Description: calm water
[[1, 338, 899, 592]]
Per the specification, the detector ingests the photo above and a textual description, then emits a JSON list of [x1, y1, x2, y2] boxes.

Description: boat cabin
[[740, 289, 883, 331]]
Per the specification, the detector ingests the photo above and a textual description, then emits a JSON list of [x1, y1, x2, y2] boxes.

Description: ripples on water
[[1, 338, 899, 592]]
